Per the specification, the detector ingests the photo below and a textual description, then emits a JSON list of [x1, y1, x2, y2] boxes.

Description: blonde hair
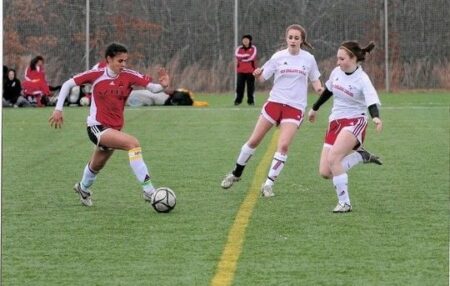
[[285, 24, 313, 49]]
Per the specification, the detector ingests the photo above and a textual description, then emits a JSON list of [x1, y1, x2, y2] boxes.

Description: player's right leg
[[73, 126, 115, 206], [328, 130, 358, 213], [221, 115, 273, 189], [318, 146, 332, 179], [234, 73, 245, 105], [73, 182, 93, 207]]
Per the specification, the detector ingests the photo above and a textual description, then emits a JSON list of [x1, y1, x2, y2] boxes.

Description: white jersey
[[262, 49, 321, 111], [325, 66, 380, 121]]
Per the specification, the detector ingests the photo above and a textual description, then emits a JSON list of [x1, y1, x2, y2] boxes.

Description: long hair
[[340, 41, 375, 62], [30, 56, 44, 71], [285, 24, 313, 49]]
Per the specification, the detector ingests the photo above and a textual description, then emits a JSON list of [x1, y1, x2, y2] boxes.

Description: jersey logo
[[109, 81, 115, 86]]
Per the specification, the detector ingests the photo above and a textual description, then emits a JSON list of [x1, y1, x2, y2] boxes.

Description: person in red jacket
[[22, 55, 51, 106], [234, 34, 257, 106]]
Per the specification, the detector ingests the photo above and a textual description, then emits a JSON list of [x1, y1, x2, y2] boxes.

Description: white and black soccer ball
[[151, 187, 176, 213], [80, 96, 90, 106]]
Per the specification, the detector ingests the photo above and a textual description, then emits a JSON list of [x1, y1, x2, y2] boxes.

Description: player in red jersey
[[49, 43, 169, 207]]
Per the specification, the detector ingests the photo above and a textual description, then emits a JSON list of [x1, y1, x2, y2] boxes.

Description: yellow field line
[[210, 129, 279, 286]]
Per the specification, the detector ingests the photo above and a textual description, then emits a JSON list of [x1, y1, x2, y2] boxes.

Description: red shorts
[[324, 117, 367, 148], [261, 101, 303, 127]]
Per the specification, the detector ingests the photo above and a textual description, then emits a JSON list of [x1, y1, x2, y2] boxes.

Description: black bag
[[165, 89, 194, 106]]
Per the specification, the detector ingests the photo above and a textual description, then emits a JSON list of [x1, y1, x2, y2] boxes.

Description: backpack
[[165, 88, 194, 106]]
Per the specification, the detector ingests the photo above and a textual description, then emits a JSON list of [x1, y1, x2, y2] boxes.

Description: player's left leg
[[261, 122, 298, 197], [99, 129, 156, 199], [246, 74, 255, 105]]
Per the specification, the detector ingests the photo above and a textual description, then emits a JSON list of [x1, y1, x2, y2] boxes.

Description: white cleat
[[333, 202, 352, 213], [143, 190, 155, 203], [73, 182, 93, 207], [221, 173, 240, 189], [261, 184, 275, 197]]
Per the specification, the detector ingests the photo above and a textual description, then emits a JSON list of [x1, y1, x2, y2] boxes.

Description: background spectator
[[22, 55, 61, 106], [22, 56, 50, 105], [3, 68, 31, 107], [234, 34, 257, 105]]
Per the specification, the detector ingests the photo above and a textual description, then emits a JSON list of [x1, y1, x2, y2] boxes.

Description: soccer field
[[1, 91, 449, 285]]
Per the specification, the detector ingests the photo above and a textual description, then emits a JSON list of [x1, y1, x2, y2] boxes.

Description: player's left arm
[[363, 76, 383, 133], [145, 68, 170, 93], [253, 67, 265, 82], [368, 104, 383, 133]]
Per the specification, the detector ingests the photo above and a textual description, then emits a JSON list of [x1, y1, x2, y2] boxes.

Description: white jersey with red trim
[[261, 49, 320, 111], [325, 66, 380, 121], [72, 68, 152, 129]]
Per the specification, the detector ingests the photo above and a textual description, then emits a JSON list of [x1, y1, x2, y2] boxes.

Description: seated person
[[127, 88, 172, 107], [127, 87, 201, 107], [3, 68, 31, 107], [22, 56, 51, 106]]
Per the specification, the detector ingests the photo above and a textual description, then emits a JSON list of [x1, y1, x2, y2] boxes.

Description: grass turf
[[1, 91, 448, 285]]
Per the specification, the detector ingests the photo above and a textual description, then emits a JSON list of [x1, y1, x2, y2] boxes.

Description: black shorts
[[87, 125, 113, 151]]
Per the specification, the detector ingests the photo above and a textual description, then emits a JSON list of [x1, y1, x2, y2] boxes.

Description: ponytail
[[362, 41, 375, 54], [340, 41, 375, 62]]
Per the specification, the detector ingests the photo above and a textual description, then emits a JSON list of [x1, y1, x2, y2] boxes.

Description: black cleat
[[357, 148, 383, 165]]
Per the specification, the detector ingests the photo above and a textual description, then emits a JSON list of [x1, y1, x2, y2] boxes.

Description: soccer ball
[[151, 187, 176, 213], [80, 96, 90, 106]]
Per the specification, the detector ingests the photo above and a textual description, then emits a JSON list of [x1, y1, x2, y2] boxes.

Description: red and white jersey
[[261, 49, 320, 111], [325, 66, 380, 121], [91, 60, 107, 70], [72, 68, 152, 129], [235, 45, 257, 73]]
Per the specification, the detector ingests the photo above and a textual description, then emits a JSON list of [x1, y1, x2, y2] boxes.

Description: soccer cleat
[[143, 190, 155, 203], [333, 202, 352, 213], [73, 182, 93, 207], [357, 148, 383, 165], [221, 173, 240, 189], [261, 184, 275, 197]]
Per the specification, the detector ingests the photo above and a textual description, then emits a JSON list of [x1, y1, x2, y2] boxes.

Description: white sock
[[128, 147, 154, 193], [265, 152, 287, 185], [236, 143, 256, 166], [80, 164, 97, 191], [333, 173, 350, 205], [341, 152, 363, 172]]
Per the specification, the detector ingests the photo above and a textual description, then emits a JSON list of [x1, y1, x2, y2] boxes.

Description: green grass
[[2, 91, 449, 285]]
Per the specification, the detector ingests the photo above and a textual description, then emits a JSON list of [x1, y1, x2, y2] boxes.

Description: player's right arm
[[49, 78, 77, 128], [49, 70, 101, 129]]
